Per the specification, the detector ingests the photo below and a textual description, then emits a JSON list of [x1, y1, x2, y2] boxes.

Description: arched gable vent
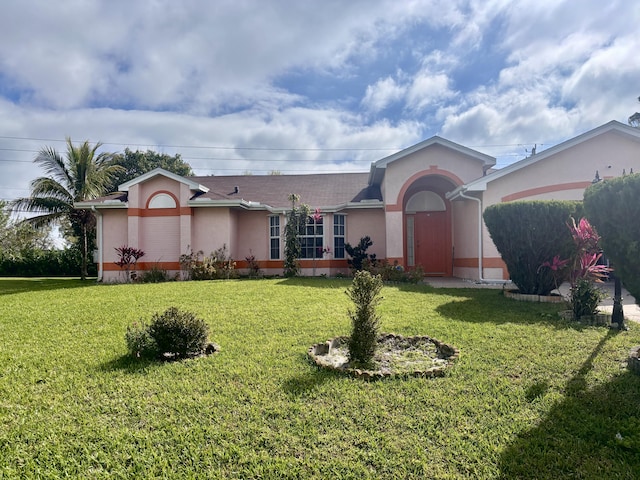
[[148, 193, 177, 209], [406, 191, 445, 213]]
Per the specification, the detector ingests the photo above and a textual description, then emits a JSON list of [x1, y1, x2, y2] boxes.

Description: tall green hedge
[[584, 174, 640, 305], [483, 200, 583, 295]]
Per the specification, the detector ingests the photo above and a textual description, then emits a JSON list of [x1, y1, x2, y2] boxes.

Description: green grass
[[1, 277, 639, 479]]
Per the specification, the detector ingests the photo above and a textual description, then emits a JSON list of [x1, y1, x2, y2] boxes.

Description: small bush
[[345, 236, 377, 272], [179, 245, 238, 281], [125, 321, 158, 358], [570, 278, 605, 319], [139, 264, 171, 283], [147, 307, 210, 357], [347, 270, 383, 367]]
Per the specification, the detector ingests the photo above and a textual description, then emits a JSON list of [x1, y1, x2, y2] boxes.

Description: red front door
[[414, 211, 449, 275]]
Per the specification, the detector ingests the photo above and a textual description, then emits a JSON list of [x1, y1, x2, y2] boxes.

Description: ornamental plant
[[539, 217, 610, 319], [345, 235, 377, 272], [114, 245, 145, 282], [346, 270, 383, 367]]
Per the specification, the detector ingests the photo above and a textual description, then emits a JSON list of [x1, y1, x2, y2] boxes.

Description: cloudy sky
[[1, 0, 639, 205]]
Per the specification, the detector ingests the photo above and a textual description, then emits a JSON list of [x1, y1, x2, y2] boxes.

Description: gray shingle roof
[[189, 172, 380, 208]]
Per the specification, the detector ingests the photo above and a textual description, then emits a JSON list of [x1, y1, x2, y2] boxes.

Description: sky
[[1, 0, 639, 206]]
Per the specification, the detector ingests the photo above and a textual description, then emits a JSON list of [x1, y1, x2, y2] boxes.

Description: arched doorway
[[404, 178, 454, 276]]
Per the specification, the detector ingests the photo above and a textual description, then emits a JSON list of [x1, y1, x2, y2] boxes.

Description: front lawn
[[1, 278, 639, 478]]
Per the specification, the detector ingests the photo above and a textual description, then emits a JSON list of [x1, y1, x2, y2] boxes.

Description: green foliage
[[245, 253, 262, 278], [283, 194, 310, 277], [124, 320, 157, 358], [1, 278, 640, 477], [10, 138, 123, 280], [584, 174, 640, 304], [570, 278, 605, 319], [363, 259, 424, 283], [179, 245, 237, 280], [0, 245, 93, 277], [483, 200, 583, 295], [346, 270, 383, 366], [345, 235, 377, 271], [108, 148, 193, 191], [139, 264, 171, 283], [147, 307, 210, 357]]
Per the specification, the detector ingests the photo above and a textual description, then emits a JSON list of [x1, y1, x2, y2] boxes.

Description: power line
[[0, 134, 545, 152]]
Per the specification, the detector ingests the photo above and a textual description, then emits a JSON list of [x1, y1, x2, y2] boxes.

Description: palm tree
[[12, 138, 122, 280]]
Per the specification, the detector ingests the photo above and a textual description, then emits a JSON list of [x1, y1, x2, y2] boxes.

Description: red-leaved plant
[[115, 245, 145, 282], [539, 217, 610, 318]]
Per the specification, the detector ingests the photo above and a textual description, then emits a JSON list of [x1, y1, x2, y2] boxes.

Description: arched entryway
[[404, 176, 456, 276]]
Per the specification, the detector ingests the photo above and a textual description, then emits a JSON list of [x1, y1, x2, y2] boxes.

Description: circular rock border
[[308, 333, 459, 380]]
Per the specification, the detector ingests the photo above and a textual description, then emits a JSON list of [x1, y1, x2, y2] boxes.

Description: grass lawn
[[1, 277, 639, 479]]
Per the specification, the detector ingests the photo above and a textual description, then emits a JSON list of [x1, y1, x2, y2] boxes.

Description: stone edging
[[308, 333, 459, 380], [504, 290, 565, 303]]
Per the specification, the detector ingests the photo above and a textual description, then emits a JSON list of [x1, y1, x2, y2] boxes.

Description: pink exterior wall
[[344, 208, 386, 259], [236, 211, 271, 260], [383, 144, 484, 208], [191, 208, 234, 255], [101, 209, 129, 282], [481, 131, 640, 265]]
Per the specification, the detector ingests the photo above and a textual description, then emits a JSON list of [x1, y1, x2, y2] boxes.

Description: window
[[269, 216, 280, 260], [333, 214, 345, 259], [300, 216, 323, 259]]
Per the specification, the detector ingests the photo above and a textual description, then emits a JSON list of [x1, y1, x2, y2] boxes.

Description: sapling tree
[[283, 194, 310, 277], [346, 270, 383, 366]]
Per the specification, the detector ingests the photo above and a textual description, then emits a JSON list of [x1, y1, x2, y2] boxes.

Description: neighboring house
[[77, 120, 640, 282]]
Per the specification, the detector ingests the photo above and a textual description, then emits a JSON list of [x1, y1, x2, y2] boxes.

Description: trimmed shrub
[[147, 307, 210, 357], [483, 200, 583, 295], [347, 270, 383, 366], [584, 174, 640, 305]]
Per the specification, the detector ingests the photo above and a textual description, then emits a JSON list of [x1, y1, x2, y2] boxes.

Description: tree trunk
[[81, 223, 88, 281]]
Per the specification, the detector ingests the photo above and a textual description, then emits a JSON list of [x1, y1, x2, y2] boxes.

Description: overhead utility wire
[[0, 134, 544, 152]]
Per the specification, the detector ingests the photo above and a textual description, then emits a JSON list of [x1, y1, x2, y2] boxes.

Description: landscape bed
[[1, 277, 639, 479]]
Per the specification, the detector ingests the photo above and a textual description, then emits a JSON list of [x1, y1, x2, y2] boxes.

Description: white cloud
[[362, 77, 406, 113], [406, 72, 456, 112]]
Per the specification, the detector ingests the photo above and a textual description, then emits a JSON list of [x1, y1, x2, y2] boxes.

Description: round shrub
[[147, 307, 210, 357]]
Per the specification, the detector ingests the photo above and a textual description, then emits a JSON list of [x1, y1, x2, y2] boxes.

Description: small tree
[[347, 270, 383, 366], [283, 194, 310, 277], [345, 236, 377, 272]]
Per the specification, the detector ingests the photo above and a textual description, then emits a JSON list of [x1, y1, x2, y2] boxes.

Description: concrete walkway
[[424, 277, 640, 323]]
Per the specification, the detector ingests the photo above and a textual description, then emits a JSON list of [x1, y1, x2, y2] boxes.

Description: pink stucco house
[[77, 120, 640, 282]]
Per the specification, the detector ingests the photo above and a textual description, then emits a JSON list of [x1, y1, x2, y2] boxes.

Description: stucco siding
[[345, 209, 386, 259], [102, 210, 128, 264], [140, 216, 181, 264], [236, 211, 270, 260], [384, 144, 483, 206], [483, 131, 640, 206], [191, 208, 233, 255]]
